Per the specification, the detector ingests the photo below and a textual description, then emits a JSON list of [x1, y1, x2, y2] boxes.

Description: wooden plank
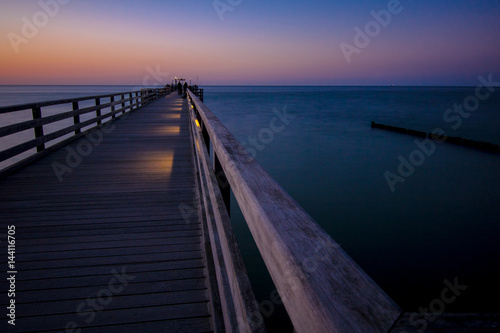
[[16, 243, 202, 261], [12, 278, 208, 303], [14, 224, 200, 239], [14, 290, 207, 317], [63, 318, 212, 333], [2, 216, 194, 229], [0, 268, 206, 292], [15, 303, 211, 332], [16, 251, 202, 270], [15, 259, 206, 280], [14, 230, 202, 246], [15, 290, 208, 317], [14, 237, 203, 254]]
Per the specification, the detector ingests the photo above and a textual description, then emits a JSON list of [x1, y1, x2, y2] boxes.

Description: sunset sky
[[1, 0, 499, 85]]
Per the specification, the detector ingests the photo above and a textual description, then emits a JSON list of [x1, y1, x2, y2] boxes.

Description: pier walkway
[[0, 94, 215, 332]]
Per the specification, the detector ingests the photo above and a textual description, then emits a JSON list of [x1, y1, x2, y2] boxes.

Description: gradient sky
[[1, 0, 500, 85]]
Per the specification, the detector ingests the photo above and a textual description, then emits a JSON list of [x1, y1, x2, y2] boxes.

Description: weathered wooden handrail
[[187, 91, 265, 333], [0, 87, 170, 175], [191, 87, 204, 101], [187, 89, 401, 333]]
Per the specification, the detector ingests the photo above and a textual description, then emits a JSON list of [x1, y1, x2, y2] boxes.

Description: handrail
[[187, 89, 401, 333], [0, 87, 170, 175], [0, 88, 163, 114], [187, 91, 265, 332]]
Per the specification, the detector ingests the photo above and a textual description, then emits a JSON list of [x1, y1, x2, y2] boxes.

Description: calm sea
[[1, 85, 499, 329]]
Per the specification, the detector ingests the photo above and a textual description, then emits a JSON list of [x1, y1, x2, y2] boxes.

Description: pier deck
[[0, 94, 214, 332]]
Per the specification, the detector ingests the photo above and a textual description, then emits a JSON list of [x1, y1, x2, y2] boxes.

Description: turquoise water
[[1, 85, 499, 330]]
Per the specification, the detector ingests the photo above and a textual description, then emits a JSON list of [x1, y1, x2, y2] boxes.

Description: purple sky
[[1, 0, 499, 85]]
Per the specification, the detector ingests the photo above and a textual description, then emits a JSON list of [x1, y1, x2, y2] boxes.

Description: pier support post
[[214, 153, 230, 216], [95, 98, 101, 125], [32, 106, 45, 152], [121, 94, 125, 115], [110, 96, 116, 119], [202, 123, 210, 152], [72, 101, 80, 134]]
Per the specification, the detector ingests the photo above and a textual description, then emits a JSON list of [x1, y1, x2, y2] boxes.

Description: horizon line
[[0, 84, 481, 87]]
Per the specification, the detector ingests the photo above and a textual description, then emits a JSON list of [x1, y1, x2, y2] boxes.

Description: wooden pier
[[0, 89, 498, 332]]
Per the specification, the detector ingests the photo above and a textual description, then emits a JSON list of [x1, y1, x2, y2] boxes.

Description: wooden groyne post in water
[[371, 121, 500, 153]]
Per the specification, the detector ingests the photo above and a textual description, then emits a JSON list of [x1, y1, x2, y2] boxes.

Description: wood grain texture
[[0, 93, 215, 332], [188, 90, 402, 333], [188, 98, 265, 332]]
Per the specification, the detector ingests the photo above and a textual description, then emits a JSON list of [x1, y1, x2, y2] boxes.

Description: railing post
[[95, 98, 101, 125], [110, 96, 116, 119], [141, 89, 146, 106], [214, 153, 230, 216], [32, 106, 45, 152], [197, 107, 210, 152], [121, 94, 125, 115], [129, 93, 133, 110], [72, 101, 80, 134]]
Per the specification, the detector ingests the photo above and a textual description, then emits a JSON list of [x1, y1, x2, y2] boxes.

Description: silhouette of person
[[183, 82, 188, 94], [177, 82, 182, 95]]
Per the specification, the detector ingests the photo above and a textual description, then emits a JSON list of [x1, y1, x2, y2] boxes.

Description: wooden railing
[[187, 89, 401, 333], [191, 87, 204, 101], [187, 91, 265, 333], [0, 87, 170, 176]]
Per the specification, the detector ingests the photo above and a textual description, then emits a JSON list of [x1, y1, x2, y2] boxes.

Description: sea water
[[202, 86, 500, 330]]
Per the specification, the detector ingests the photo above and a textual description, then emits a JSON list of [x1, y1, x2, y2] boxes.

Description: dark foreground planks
[[0, 94, 214, 332]]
